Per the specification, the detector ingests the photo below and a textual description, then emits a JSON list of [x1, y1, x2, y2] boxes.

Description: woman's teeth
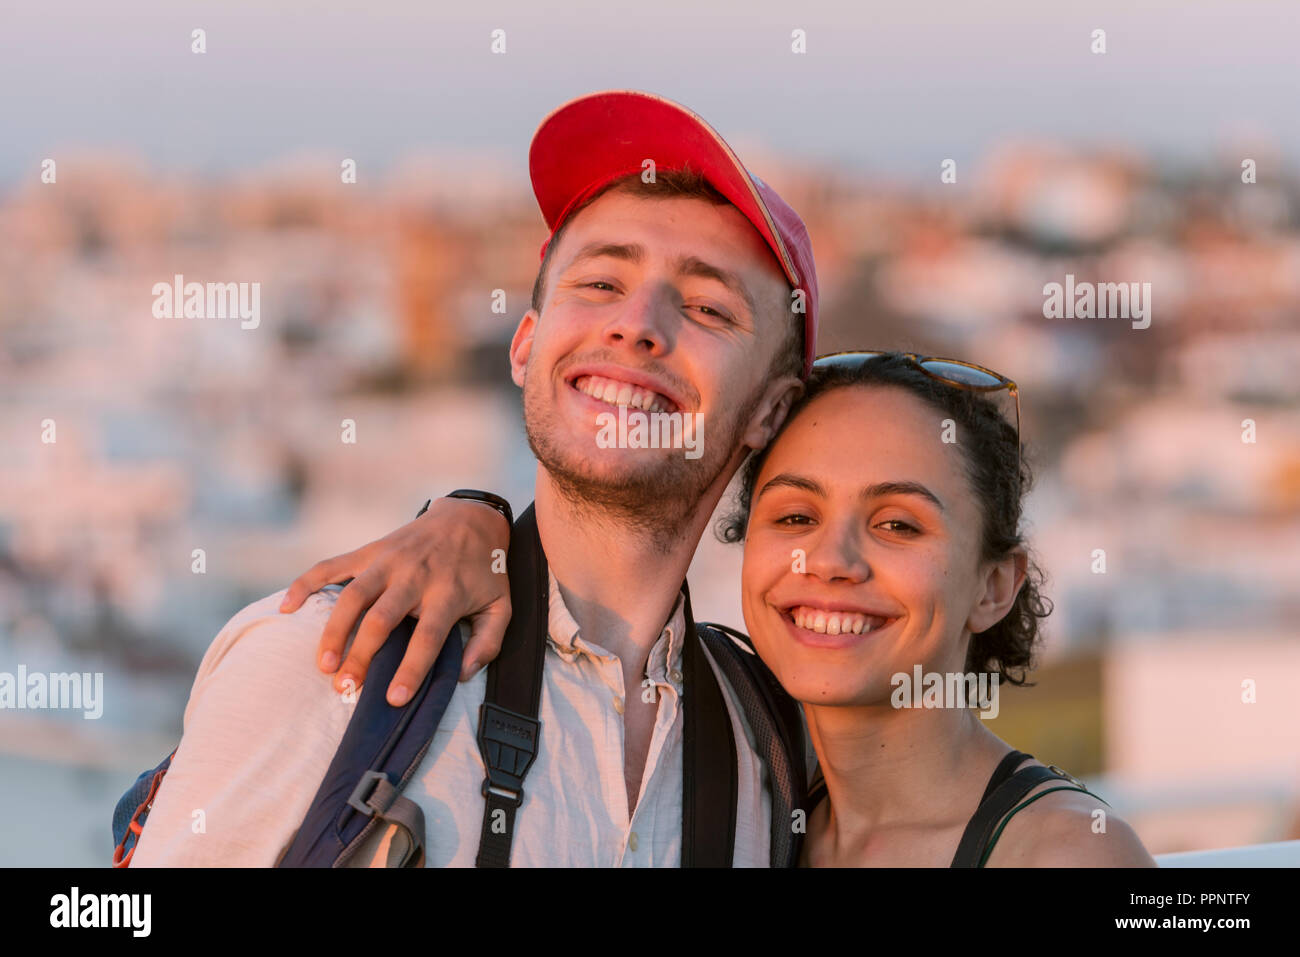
[[574, 374, 670, 413], [789, 606, 886, 636]]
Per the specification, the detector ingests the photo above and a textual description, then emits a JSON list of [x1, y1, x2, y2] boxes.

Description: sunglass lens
[[813, 352, 885, 370], [920, 360, 1005, 388]]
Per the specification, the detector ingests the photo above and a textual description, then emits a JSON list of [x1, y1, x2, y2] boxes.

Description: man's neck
[[532, 468, 718, 670]]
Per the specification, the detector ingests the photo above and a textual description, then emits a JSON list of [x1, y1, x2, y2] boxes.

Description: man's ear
[[967, 547, 1029, 635], [509, 310, 538, 389], [739, 374, 804, 452]]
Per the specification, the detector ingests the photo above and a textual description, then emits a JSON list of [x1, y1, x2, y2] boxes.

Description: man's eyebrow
[[756, 474, 945, 512], [565, 241, 644, 269]]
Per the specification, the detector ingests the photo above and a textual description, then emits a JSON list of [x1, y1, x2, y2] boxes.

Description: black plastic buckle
[[476, 702, 540, 808], [347, 769, 388, 816]]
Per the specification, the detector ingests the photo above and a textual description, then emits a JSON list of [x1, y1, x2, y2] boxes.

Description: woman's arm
[[278, 497, 513, 706]]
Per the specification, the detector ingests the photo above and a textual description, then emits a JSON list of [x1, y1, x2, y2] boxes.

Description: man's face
[[509, 188, 798, 526]]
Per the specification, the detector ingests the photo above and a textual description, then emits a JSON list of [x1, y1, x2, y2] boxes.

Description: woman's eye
[[775, 514, 814, 527], [876, 519, 919, 534]]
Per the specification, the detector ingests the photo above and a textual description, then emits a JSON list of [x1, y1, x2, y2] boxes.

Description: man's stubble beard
[[522, 362, 762, 556]]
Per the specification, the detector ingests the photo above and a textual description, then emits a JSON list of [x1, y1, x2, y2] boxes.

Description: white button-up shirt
[[130, 572, 772, 867]]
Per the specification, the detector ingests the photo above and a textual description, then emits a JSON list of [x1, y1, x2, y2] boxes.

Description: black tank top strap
[[950, 752, 1101, 868], [803, 751, 1102, 868], [978, 749, 1033, 805]]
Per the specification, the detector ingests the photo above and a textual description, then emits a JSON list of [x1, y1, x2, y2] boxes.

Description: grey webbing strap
[[354, 774, 426, 868]]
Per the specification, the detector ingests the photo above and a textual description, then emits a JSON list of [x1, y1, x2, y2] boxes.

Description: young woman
[[285, 351, 1155, 867], [717, 352, 1152, 866]]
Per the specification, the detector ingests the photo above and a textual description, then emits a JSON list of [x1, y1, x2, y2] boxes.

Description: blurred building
[[2, 142, 1298, 863]]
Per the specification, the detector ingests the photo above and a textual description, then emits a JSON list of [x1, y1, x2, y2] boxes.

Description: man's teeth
[[575, 374, 670, 412], [790, 606, 886, 635]]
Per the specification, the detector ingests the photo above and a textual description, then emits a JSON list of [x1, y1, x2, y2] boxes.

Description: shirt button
[[628, 831, 639, 852], [670, 669, 683, 683], [613, 695, 625, 714]]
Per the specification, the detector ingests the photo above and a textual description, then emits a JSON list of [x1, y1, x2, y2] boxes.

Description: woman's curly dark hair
[[716, 352, 1052, 686]]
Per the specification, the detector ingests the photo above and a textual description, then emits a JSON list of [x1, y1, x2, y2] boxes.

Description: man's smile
[[573, 374, 673, 413], [564, 362, 686, 414]]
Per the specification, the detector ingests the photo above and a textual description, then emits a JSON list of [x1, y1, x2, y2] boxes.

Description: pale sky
[[2, 0, 1296, 184]]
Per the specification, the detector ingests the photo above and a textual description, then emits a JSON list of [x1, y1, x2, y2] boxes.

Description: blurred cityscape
[[2, 142, 1299, 864]]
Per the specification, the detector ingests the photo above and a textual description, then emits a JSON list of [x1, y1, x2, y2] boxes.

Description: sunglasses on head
[[812, 350, 1022, 488]]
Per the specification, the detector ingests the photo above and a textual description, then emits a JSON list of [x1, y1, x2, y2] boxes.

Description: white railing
[[1156, 840, 1300, 867]]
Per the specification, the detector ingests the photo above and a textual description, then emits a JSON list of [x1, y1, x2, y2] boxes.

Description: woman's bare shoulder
[[984, 770, 1156, 868]]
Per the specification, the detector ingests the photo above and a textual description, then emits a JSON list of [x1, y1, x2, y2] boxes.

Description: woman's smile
[[771, 599, 901, 649]]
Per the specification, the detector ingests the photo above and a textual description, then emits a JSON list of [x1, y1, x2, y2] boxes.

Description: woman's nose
[[803, 520, 871, 583]]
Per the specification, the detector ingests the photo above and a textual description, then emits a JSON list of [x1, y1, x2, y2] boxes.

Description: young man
[[128, 90, 818, 867]]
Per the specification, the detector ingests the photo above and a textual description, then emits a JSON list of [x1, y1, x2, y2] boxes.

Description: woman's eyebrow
[[860, 481, 945, 512], [756, 473, 825, 499], [756, 474, 944, 512]]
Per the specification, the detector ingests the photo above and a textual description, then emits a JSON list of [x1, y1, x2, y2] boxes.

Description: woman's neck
[[804, 699, 1008, 863]]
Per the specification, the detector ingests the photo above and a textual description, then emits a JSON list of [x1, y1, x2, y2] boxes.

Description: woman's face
[[741, 384, 1009, 707]]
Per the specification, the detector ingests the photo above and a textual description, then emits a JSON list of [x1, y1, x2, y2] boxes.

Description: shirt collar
[[546, 569, 688, 680], [546, 569, 583, 655]]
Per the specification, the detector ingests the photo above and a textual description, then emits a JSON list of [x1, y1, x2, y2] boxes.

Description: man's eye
[[689, 303, 731, 321], [583, 281, 617, 292]]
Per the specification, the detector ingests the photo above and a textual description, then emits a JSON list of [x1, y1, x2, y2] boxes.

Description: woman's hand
[[278, 497, 513, 706]]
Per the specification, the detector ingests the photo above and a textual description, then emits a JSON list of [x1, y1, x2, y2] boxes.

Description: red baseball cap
[[529, 90, 819, 378]]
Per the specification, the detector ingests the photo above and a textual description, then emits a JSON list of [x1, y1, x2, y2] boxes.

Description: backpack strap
[[681, 592, 737, 867], [697, 621, 807, 868], [475, 504, 547, 868], [278, 613, 465, 867], [474, 504, 740, 867], [950, 755, 1107, 868]]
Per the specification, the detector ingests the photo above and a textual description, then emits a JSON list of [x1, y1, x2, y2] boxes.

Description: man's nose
[[600, 283, 677, 356]]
